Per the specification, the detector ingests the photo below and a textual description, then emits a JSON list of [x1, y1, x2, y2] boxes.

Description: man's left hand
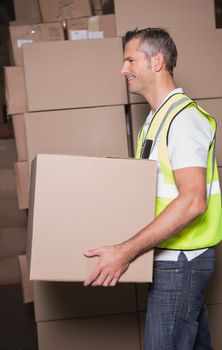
[[83, 244, 130, 287]]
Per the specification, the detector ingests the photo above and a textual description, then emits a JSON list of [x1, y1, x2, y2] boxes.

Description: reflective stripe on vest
[[136, 93, 222, 250]]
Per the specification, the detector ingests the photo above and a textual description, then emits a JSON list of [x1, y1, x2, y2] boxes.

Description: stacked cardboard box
[[38, 0, 92, 23], [114, 0, 215, 36], [9, 22, 65, 66], [13, 0, 42, 23], [67, 14, 116, 40], [0, 139, 27, 286]]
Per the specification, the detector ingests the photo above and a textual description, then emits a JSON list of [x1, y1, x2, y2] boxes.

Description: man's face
[[121, 38, 154, 96]]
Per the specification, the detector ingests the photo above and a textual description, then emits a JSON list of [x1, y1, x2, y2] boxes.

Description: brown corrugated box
[[172, 29, 222, 99], [0, 139, 17, 168], [4, 66, 27, 115], [39, 0, 92, 23], [9, 22, 64, 66], [0, 257, 21, 285], [0, 198, 27, 228], [17, 255, 34, 303], [14, 161, 29, 209], [0, 227, 26, 258], [0, 168, 16, 198], [13, 0, 41, 23], [27, 154, 156, 282], [12, 114, 28, 161], [33, 281, 137, 321], [115, 0, 215, 37], [37, 313, 140, 350], [23, 38, 128, 111], [24, 106, 129, 173], [88, 14, 116, 38], [66, 17, 88, 40]]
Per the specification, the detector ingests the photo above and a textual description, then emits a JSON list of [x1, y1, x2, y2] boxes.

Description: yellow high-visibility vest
[[136, 93, 222, 250]]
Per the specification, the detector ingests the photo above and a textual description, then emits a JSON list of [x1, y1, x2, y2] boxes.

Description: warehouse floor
[[0, 285, 38, 350]]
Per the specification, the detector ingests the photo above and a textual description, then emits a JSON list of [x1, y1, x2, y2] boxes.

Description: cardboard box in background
[[4, 67, 27, 115], [24, 106, 129, 174], [13, 0, 42, 23], [12, 115, 28, 161], [102, 0, 115, 14], [39, 0, 92, 23], [67, 14, 116, 40], [114, 0, 215, 37], [91, 0, 103, 15], [0, 168, 16, 198], [0, 198, 27, 228], [23, 38, 127, 111], [0, 139, 17, 169], [130, 103, 150, 155], [172, 29, 222, 99], [9, 23, 65, 66], [33, 281, 137, 322], [27, 154, 156, 282], [17, 255, 34, 303], [88, 14, 116, 38], [195, 99, 222, 167], [66, 17, 88, 40], [14, 161, 29, 209], [0, 227, 26, 259], [0, 257, 21, 285], [37, 313, 140, 350]]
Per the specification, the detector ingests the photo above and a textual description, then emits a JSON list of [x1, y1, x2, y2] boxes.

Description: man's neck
[[144, 75, 176, 113]]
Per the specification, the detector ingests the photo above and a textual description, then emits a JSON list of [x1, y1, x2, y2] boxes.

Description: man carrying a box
[[84, 28, 222, 350]]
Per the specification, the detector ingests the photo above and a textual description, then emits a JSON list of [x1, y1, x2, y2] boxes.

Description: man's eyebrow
[[123, 56, 134, 61]]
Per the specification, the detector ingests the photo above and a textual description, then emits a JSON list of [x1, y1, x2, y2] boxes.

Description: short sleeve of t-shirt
[[168, 107, 214, 170]]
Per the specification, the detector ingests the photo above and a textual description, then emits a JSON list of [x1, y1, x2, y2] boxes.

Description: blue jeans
[[143, 249, 215, 350]]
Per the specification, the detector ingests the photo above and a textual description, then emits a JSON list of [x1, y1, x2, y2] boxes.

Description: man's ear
[[151, 53, 164, 72]]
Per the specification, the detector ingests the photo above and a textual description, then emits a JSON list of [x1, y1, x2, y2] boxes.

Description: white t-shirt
[[142, 88, 214, 261]]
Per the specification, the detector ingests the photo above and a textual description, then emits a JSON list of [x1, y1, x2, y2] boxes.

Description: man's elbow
[[189, 197, 207, 219]]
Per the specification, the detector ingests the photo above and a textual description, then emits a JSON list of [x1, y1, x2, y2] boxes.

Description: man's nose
[[120, 62, 128, 76]]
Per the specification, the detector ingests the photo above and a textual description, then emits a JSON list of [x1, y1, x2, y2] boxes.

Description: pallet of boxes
[[4, 0, 157, 349]]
